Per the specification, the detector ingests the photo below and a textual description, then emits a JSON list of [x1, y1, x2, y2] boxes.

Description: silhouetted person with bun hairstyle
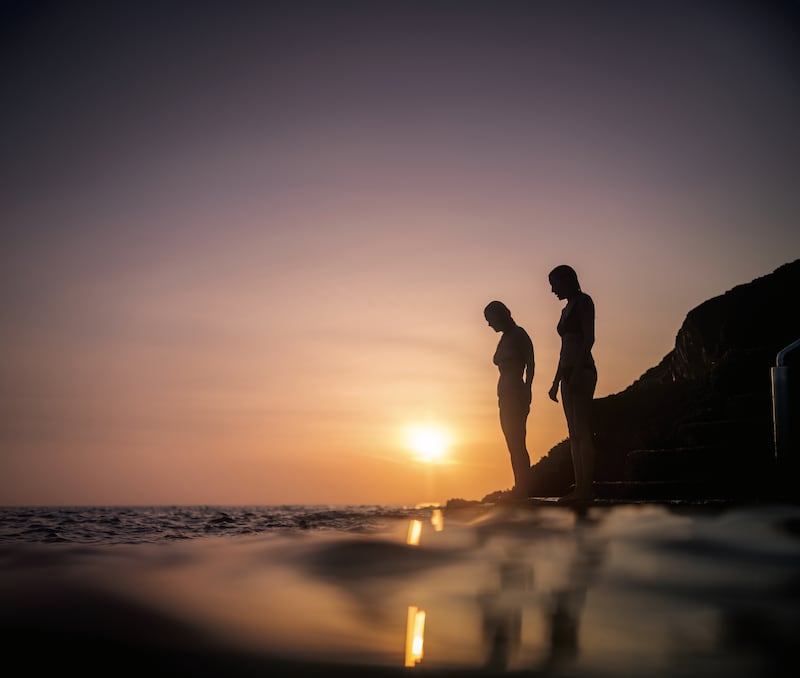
[[484, 301, 534, 497], [547, 266, 597, 502]]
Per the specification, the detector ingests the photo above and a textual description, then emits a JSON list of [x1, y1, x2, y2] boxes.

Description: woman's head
[[548, 265, 580, 299], [484, 300, 513, 332]]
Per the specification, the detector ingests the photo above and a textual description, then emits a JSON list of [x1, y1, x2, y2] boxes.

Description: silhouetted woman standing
[[547, 266, 597, 501], [484, 301, 534, 496]]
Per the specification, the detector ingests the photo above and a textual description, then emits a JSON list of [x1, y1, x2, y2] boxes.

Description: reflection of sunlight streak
[[406, 519, 422, 546], [404, 605, 426, 667], [408, 509, 444, 545], [431, 508, 443, 532]]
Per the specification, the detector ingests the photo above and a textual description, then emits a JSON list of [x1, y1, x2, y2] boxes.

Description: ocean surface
[[0, 504, 433, 544], [2, 502, 799, 677]]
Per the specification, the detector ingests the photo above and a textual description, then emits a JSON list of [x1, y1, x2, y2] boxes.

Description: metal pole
[[772, 338, 800, 474]]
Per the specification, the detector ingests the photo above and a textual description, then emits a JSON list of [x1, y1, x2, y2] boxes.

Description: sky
[[2, 0, 799, 507]]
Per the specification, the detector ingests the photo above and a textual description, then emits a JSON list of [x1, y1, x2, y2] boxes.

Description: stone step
[[592, 480, 739, 502], [527, 479, 777, 503], [624, 445, 774, 483], [675, 417, 773, 448], [625, 446, 727, 482], [724, 391, 773, 419]]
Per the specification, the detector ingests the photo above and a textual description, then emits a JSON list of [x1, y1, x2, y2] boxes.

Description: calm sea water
[[0, 504, 433, 544], [2, 501, 799, 677]]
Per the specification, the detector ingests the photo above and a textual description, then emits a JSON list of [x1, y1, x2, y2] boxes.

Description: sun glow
[[405, 424, 452, 464]]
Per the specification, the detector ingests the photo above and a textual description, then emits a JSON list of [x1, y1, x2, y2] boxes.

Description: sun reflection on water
[[404, 605, 426, 667]]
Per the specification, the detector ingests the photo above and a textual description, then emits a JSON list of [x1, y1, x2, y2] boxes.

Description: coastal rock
[[518, 259, 800, 501]]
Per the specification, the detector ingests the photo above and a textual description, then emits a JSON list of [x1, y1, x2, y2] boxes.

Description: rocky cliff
[[513, 259, 800, 501]]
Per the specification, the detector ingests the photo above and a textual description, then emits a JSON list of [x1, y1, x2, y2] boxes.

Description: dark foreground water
[[1, 502, 799, 677]]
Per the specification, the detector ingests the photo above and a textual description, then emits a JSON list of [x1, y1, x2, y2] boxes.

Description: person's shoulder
[[579, 292, 595, 308], [514, 325, 533, 344]]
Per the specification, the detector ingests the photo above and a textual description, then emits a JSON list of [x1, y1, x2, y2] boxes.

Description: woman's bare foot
[[557, 487, 594, 504], [556, 489, 578, 503], [571, 488, 595, 502]]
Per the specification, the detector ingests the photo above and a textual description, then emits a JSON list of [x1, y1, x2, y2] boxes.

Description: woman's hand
[[548, 382, 559, 402]]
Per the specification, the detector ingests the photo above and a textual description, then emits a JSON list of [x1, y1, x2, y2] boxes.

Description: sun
[[405, 423, 452, 464]]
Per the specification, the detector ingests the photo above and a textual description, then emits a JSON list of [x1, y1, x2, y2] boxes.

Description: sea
[[2, 501, 799, 677], [0, 504, 433, 545]]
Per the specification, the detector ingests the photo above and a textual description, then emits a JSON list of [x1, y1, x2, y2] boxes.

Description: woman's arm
[[549, 346, 562, 402], [577, 294, 595, 366], [520, 328, 535, 403], [548, 372, 561, 402]]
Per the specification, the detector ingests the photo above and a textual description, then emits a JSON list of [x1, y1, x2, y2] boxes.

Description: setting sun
[[406, 424, 452, 464]]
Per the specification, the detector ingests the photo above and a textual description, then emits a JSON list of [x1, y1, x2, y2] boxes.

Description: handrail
[[777, 338, 800, 366], [772, 339, 800, 474]]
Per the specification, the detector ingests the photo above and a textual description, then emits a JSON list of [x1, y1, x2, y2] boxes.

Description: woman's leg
[[561, 389, 582, 496], [570, 392, 596, 497], [500, 399, 531, 493], [562, 367, 597, 498]]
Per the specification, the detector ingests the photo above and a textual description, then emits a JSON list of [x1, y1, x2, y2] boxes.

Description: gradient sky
[[2, 0, 799, 506]]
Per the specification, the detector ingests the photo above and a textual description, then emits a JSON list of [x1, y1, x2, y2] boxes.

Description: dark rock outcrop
[[518, 259, 800, 501]]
